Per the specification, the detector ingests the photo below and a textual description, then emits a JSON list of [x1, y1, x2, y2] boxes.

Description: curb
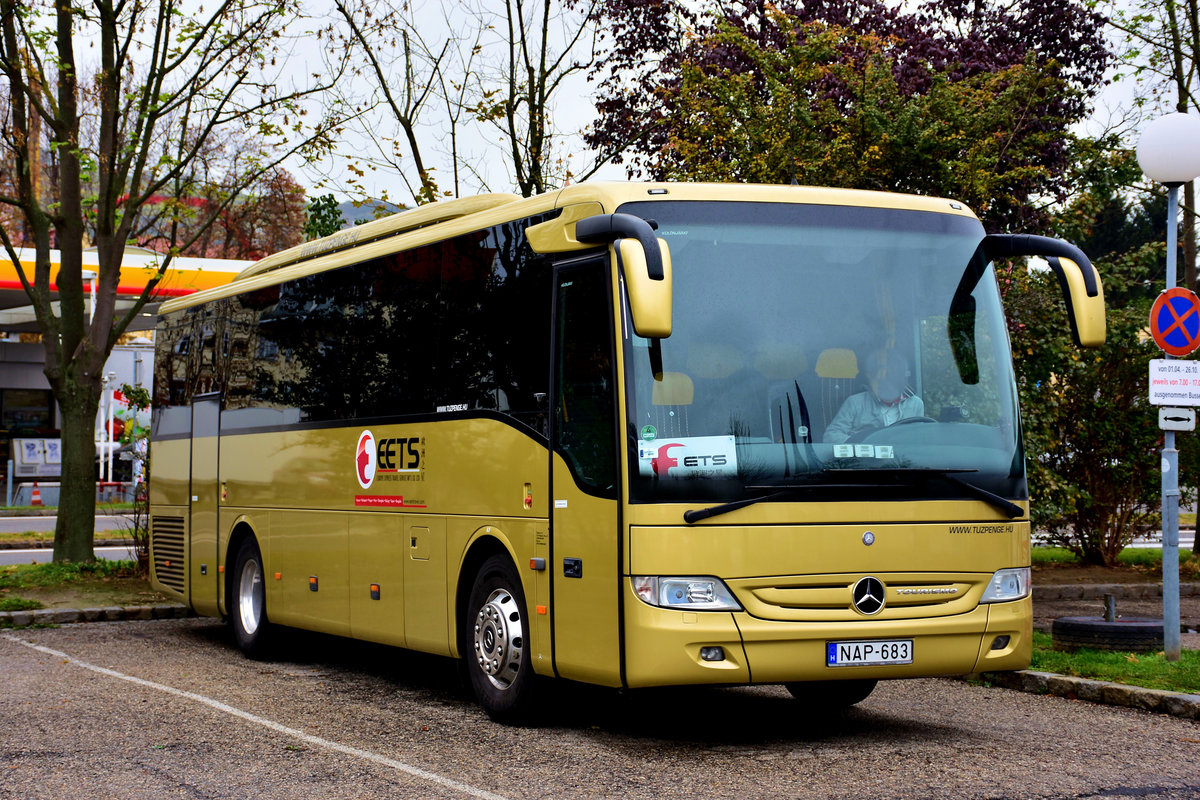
[[1035, 583, 1200, 600], [0, 508, 60, 518], [0, 604, 192, 627], [972, 669, 1200, 721]]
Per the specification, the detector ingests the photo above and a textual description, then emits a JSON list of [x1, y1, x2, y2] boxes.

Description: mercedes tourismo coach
[[148, 182, 1105, 720]]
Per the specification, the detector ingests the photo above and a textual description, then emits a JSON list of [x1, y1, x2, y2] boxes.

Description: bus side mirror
[[576, 213, 673, 339], [984, 234, 1106, 348], [618, 237, 673, 339]]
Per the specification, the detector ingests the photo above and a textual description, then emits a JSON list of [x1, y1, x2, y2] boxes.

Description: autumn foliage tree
[[135, 166, 308, 260], [587, 0, 1109, 232]]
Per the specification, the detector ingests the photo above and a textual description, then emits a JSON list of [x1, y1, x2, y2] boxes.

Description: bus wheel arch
[[223, 522, 256, 617], [457, 539, 536, 722]]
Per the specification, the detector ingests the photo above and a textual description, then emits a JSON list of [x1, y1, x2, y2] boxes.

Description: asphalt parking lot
[[2, 618, 1197, 800]]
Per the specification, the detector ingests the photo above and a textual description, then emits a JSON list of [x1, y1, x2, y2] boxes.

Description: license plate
[[827, 639, 913, 667]]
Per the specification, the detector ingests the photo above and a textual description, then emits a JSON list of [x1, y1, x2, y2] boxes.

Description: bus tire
[[464, 555, 535, 722], [231, 536, 275, 659], [784, 679, 877, 710]]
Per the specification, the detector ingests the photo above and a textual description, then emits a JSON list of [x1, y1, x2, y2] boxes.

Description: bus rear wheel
[[231, 537, 275, 659], [785, 679, 877, 710], [464, 555, 535, 722]]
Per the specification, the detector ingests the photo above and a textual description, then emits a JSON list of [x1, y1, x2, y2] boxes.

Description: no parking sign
[[1149, 287, 1200, 356]]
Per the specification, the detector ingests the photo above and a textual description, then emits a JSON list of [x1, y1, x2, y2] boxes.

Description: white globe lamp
[[1136, 112, 1200, 185]]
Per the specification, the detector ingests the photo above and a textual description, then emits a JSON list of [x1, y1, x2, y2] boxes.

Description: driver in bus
[[823, 348, 924, 443]]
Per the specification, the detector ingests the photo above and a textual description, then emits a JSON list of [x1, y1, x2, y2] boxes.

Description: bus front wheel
[[464, 555, 535, 722], [785, 679, 877, 710], [231, 537, 275, 659]]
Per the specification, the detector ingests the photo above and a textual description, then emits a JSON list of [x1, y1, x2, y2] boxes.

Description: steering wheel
[[887, 415, 938, 427], [845, 415, 937, 444]]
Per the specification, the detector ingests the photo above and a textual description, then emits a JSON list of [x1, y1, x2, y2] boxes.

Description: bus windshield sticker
[[637, 435, 737, 479], [832, 444, 896, 460]]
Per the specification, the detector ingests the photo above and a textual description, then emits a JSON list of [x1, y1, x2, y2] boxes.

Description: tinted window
[[154, 212, 557, 439]]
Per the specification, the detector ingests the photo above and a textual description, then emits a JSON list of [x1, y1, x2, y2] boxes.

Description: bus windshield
[[620, 200, 1022, 507]]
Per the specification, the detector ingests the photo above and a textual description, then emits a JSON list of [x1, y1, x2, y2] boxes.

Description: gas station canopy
[[0, 247, 251, 333]]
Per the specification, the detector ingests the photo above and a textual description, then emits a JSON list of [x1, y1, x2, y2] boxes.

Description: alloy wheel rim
[[473, 588, 524, 690], [238, 556, 263, 635]]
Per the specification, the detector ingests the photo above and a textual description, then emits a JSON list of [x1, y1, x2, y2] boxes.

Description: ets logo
[[356, 430, 424, 489]]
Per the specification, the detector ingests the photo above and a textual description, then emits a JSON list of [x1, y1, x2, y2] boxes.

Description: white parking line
[[3, 634, 510, 800]]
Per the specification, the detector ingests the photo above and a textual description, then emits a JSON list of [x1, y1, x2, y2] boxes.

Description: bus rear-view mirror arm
[[983, 234, 1106, 348], [576, 213, 674, 339]]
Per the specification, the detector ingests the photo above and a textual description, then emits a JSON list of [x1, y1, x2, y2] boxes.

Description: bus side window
[[554, 264, 617, 496]]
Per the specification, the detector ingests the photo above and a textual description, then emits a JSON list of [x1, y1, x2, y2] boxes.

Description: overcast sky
[[284, 0, 1171, 205]]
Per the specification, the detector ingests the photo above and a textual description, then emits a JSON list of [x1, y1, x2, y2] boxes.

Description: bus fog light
[[631, 576, 742, 611], [980, 567, 1030, 603], [991, 635, 1011, 650], [700, 646, 725, 662]]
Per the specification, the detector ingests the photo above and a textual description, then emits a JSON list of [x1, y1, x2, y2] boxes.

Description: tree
[[1005, 151, 1189, 565], [304, 194, 346, 241], [587, 0, 1109, 231], [0, 0, 349, 562], [1105, 0, 1198, 293], [135, 165, 309, 260], [1104, 0, 1200, 553], [326, 0, 601, 204], [651, 13, 1084, 230]]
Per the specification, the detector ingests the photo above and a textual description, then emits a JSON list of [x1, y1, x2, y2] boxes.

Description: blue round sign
[[1150, 288, 1200, 357]]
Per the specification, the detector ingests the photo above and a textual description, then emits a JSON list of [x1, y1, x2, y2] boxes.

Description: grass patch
[[0, 529, 129, 545], [0, 596, 42, 611], [1031, 631, 1200, 694], [0, 560, 139, 590], [1032, 547, 1080, 565], [1032, 546, 1197, 571], [0, 559, 168, 611]]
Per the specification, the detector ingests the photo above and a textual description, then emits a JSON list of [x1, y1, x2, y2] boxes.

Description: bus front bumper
[[622, 586, 1031, 688]]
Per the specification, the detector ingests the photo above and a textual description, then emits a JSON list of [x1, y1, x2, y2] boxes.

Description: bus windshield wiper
[[682, 468, 1023, 524], [683, 487, 808, 524], [822, 468, 1024, 519]]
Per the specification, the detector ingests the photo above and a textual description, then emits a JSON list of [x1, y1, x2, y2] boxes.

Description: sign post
[[1139, 112, 1200, 662], [1146, 267, 1200, 664]]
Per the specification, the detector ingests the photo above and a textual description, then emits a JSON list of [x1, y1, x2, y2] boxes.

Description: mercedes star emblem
[[852, 576, 886, 615]]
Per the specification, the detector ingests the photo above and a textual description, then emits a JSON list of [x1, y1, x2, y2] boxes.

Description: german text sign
[[1149, 359, 1200, 405], [1150, 287, 1200, 356]]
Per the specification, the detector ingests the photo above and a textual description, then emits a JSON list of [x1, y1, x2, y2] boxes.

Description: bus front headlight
[[632, 576, 742, 611], [980, 567, 1031, 603]]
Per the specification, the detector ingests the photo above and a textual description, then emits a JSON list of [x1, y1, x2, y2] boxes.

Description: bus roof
[[158, 182, 978, 316]]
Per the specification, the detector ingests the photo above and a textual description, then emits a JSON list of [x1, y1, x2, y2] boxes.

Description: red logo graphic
[[356, 430, 376, 489], [651, 443, 684, 476]]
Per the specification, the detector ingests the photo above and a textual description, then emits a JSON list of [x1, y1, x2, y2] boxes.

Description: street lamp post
[[1137, 112, 1200, 662]]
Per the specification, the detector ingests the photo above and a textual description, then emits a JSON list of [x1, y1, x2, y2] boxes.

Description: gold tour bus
[[149, 182, 1104, 721]]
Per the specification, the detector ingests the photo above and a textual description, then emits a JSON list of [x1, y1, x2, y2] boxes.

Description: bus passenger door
[[550, 259, 622, 686], [189, 394, 221, 617]]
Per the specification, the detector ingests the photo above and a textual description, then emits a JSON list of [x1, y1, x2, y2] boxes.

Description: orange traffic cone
[[30, 482, 43, 506]]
